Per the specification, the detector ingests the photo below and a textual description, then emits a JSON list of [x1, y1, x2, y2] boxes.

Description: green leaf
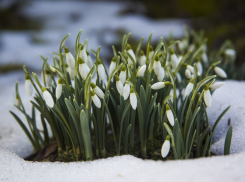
[[224, 125, 233, 155], [80, 110, 92, 161]]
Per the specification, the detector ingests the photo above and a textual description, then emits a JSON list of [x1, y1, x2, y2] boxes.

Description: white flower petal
[[45, 74, 52, 88], [196, 62, 203, 75], [151, 82, 165, 90], [137, 65, 146, 77], [79, 49, 87, 64], [127, 49, 136, 65], [68, 67, 75, 80], [92, 94, 101, 108], [210, 82, 225, 90], [56, 84, 62, 99], [79, 63, 90, 80], [161, 140, 170, 158], [166, 109, 174, 126], [157, 67, 165, 81], [204, 89, 212, 107], [25, 79, 33, 96], [187, 65, 194, 74], [98, 64, 105, 80], [116, 81, 123, 95], [201, 53, 208, 65], [87, 55, 93, 68], [123, 83, 130, 100], [130, 92, 137, 110], [214, 67, 227, 78], [154, 61, 161, 76], [140, 55, 146, 66], [185, 69, 191, 79], [119, 71, 126, 84], [66, 52, 75, 69], [109, 61, 116, 75], [171, 54, 179, 70], [94, 86, 104, 99], [43, 90, 54, 108], [184, 82, 194, 98]]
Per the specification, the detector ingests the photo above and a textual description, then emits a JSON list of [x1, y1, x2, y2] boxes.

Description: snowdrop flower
[[130, 88, 137, 110], [79, 44, 87, 64], [166, 104, 174, 126], [140, 50, 146, 66], [210, 82, 225, 90], [136, 64, 146, 78], [45, 70, 52, 88], [148, 46, 154, 62], [15, 96, 21, 107], [65, 47, 75, 69], [184, 79, 194, 98], [115, 75, 123, 95], [91, 82, 104, 99], [201, 52, 208, 65], [109, 57, 116, 75], [157, 64, 165, 81], [196, 59, 203, 76], [119, 65, 126, 84], [188, 44, 195, 52], [176, 72, 182, 83], [185, 69, 192, 79], [56, 78, 62, 99], [204, 84, 212, 107], [183, 63, 194, 74], [97, 59, 105, 80], [127, 44, 136, 65], [90, 90, 101, 108], [178, 39, 187, 51], [213, 66, 227, 78], [161, 135, 171, 158], [151, 81, 171, 90], [50, 65, 56, 72], [170, 49, 179, 70], [123, 81, 130, 100], [78, 57, 90, 80], [68, 67, 75, 80], [25, 74, 33, 96], [153, 56, 161, 76], [225, 49, 236, 60], [86, 51, 93, 68], [42, 87, 54, 108]]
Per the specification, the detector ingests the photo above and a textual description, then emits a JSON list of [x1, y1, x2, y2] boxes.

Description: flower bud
[[25, 74, 33, 96], [119, 65, 126, 84], [78, 57, 90, 80], [41, 87, 54, 108], [86, 51, 93, 68], [214, 66, 227, 78], [148, 46, 153, 61], [127, 44, 136, 65], [90, 90, 101, 108], [123, 82, 130, 100], [161, 135, 170, 158], [184, 79, 194, 98], [204, 84, 212, 107], [130, 88, 137, 110], [56, 78, 62, 99], [65, 47, 75, 69], [210, 82, 225, 90], [45, 70, 52, 88], [79, 44, 87, 64], [97, 59, 105, 80], [151, 81, 171, 90], [140, 50, 146, 66], [109, 57, 116, 75], [170, 49, 179, 70], [91, 82, 104, 99], [115, 75, 123, 95], [136, 65, 146, 78], [185, 69, 192, 79], [166, 104, 174, 126]]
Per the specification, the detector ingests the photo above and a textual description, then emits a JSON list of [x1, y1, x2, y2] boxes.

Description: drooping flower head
[[91, 82, 105, 99], [78, 57, 90, 80], [166, 104, 174, 126], [119, 65, 127, 84], [65, 47, 75, 69], [130, 88, 137, 110], [161, 135, 171, 158], [97, 59, 105, 81], [115, 75, 123, 95], [90, 90, 101, 108], [25, 74, 33, 96], [56, 78, 63, 99], [204, 84, 212, 107], [41, 87, 54, 108], [109, 57, 116, 75]]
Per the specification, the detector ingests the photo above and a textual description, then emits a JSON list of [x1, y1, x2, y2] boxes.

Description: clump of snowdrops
[[10, 28, 234, 161]]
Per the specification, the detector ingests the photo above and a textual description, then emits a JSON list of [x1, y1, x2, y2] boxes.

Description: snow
[[1, 77, 245, 181], [0, 1, 186, 69]]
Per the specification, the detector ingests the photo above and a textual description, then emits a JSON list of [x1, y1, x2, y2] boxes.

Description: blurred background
[[0, 0, 244, 81]]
